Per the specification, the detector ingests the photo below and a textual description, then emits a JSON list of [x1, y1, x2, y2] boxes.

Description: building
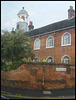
[[14, 6, 75, 64], [27, 6, 75, 64]]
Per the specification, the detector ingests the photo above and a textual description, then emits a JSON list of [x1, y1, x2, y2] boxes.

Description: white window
[[61, 55, 71, 64], [61, 32, 71, 46], [34, 38, 40, 50], [46, 56, 53, 63], [33, 57, 40, 62], [46, 36, 54, 48]]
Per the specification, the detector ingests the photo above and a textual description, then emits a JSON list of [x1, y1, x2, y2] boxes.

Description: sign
[[43, 91, 51, 94], [43, 60, 46, 62], [56, 68, 67, 71]]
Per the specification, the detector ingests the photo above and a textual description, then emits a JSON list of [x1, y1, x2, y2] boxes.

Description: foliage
[[22, 58, 30, 62], [1, 30, 35, 71]]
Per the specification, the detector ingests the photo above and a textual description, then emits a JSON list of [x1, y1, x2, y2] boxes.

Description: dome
[[17, 7, 28, 15]]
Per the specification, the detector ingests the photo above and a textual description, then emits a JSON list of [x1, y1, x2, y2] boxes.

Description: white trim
[[46, 56, 54, 62], [33, 57, 40, 62], [61, 55, 71, 63], [61, 32, 71, 46], [61, 55, 71, 60], [34, 38, 40, 50], [46, 36, 54, 48], [34, 48, 40, 50], [61, 44, 71, 46], [46, 46, 54, 48]]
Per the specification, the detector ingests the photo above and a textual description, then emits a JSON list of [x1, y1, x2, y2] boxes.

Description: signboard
[[43, 60, 46, 62], [43, 91, 51, 94], [56, 68, 67, 71]]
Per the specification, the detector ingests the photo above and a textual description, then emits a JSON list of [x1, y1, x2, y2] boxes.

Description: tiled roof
[[26, 17, 75, 37]]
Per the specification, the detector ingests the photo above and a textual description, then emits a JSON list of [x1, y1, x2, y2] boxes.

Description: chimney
[[12, 27, 14, 31], [28, 21, 34, 31], [68, 6, 75, 19], [29, 21, 32, 25]]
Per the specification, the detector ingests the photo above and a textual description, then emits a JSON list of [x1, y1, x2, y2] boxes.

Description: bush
[[1, 60, 23, 71], [1, 64, 10, 71], [22, 58, 30, 62], [1, 58, 32, 71], [11, 59, 24, 69]]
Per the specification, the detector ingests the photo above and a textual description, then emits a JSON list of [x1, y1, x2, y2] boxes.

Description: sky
[[1, 1, 75, 32]]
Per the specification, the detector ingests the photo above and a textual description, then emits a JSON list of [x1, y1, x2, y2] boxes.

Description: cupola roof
[[17, 7, 28, 15]]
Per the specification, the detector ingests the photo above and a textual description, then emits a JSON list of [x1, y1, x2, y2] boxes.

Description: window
[[17, 24, 19, 29], [21, 16, 25, 21], [33, 57, 40, 62], [61, 55, 71, 64], [61, 32, 71, 46], [46, 56, 53, 63], [46, 36, 54, 48], [34, 38, 40, 50]]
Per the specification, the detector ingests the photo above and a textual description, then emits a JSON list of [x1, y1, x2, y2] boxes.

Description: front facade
[[28, 6, 75, 64], [30, 26, 75, 64], [14, 6, 75, 64]]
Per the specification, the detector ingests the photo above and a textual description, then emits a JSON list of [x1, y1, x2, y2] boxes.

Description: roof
[[17, 7, 28, 15], [27, 17, 75, 37]]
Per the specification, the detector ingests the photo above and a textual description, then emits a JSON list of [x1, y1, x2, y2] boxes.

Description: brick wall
[[30, 28, 75, 63], [1, 63, 75, 89]]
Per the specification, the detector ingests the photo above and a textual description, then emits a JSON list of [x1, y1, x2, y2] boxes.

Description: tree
[[1, 30, 35, 65]]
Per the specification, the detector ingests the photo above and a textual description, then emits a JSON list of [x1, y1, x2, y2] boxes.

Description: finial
[[22, 7, 24, 9]]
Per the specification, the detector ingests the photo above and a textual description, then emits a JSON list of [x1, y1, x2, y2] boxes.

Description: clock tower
[[16, 7, 29, 32]]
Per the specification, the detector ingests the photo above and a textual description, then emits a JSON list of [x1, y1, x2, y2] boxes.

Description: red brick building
[[27, 6, 75, 64]]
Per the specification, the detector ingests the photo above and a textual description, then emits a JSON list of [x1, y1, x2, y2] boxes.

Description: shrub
[[22, 58, 31, 62], [11, 59, 24, 69], [1, 64, 9, 71], [1, 59, 28, 71]]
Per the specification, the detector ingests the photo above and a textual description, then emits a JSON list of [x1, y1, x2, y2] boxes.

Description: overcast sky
[[1, 1, 75, 32]]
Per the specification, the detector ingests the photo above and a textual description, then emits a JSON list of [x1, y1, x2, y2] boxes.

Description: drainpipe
[[42, 64, 45, 89], [42, 58, 46, 89]]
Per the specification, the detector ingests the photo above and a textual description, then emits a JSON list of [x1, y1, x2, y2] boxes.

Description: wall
[[30, 28, 75, 63], [1, 63, 75, 90]]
